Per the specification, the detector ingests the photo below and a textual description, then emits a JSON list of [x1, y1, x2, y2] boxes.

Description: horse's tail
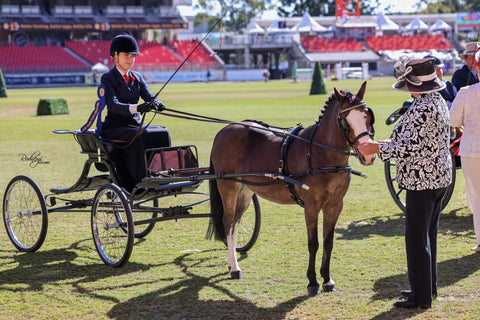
[[206, 160, 226, 241]]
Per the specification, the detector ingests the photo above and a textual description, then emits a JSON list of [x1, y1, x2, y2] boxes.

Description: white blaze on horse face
[[346, 108, 375, 165]]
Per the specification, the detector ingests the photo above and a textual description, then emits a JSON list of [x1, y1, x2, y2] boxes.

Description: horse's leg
[[217, 180, 246, 279], [320, 202, 343, 292], [305, 207, 321, 296]]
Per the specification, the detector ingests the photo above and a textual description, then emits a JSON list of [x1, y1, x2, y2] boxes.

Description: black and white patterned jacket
[[379, 92, 452, 191]]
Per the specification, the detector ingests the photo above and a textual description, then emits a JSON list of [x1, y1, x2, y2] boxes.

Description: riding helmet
[[110, 33, 140, 57]]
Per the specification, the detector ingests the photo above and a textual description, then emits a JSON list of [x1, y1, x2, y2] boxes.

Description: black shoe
[[393, 300, 431, 309], [400, 290, 437, 299], [400, 290, 411, 298]]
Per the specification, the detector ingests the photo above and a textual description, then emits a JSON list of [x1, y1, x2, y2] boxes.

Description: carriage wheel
[[131, 198, 158, 238], [384, 160, 407, 213], [91, 183, 134, 267], [226, 194, 261, 253], [384, 150, 456, 213], [2, 175, 48, 252]]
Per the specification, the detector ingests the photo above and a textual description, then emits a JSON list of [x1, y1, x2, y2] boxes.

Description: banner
[[3, 21, 187, 31], [457, 12, 480, 29]]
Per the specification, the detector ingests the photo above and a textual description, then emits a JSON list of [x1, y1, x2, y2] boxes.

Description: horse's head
[[335, 81, 376, 166]]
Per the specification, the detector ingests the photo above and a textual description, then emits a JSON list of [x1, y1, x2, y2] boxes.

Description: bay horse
[[206, 81, 375, 295]]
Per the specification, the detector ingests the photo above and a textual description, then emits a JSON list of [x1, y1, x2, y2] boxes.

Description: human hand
[[137, 102, 153, 113], [153, 100, 166, 112], [358, 141, 379, 156]]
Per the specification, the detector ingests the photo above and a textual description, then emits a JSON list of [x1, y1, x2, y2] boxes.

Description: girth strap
[[279, 126, 305, 207]]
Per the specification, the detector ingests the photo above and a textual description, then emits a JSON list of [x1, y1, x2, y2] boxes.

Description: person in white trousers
[[450, 51, 480, 251]]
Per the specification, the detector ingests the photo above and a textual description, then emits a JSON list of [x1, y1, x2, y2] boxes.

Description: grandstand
[[167, 40, 222, 69], [0, 1, 467, 85], [300, 36, 364, 53], [364, 34, 453, 52], [0, 46, 89, 73]]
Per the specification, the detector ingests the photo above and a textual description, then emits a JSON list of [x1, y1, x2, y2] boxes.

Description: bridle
[[338, 100, 375, 149]]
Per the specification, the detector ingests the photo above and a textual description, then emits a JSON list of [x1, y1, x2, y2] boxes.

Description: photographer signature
[[19, 151, 49, 168]]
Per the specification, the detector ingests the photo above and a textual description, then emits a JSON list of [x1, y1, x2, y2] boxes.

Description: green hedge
[[37, 98, 69, 116]]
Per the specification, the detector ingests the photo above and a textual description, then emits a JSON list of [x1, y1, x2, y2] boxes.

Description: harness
[[277, 99, 374, 207], [278, 124, 354, 207], [279, 126, 306, 207]]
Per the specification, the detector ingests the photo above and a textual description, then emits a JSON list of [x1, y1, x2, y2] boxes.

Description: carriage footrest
[[163, 205, 192, 217]]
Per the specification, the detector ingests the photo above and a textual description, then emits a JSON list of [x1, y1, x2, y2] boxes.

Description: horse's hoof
[[322, 284, 337, 292], [307, 286, 321, 296], [230, 271, 242, 279]]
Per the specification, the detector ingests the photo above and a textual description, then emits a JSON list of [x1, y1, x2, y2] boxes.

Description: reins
[[158, 107, 359, 157]]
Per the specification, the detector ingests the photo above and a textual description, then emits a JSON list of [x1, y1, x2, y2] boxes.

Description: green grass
[[0, 79, 478, 319]]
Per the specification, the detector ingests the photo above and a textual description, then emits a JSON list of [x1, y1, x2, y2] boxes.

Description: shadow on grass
[[108, 249, 311, 320], [370, 253, 480, 319], [336, 205, 472, 241], [0, 239, 159, 301]]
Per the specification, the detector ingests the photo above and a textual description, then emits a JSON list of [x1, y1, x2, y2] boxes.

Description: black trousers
[[102, 125, 146, 192], [405, 187, 447, 305], [102, 125, 171, 192]]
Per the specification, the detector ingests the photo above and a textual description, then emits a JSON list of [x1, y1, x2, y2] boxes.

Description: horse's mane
[[317, 90, 339, 123], [317, 89, 358, 123]]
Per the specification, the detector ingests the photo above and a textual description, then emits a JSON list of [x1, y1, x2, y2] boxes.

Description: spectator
[[358, 56, 452, 309], [452, 42, 480, 91], [449, 50, 480, 252], [424, 55, 456, 108]]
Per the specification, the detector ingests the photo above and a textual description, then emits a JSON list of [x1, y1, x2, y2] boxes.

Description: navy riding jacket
[[101, 67, 158, 129]]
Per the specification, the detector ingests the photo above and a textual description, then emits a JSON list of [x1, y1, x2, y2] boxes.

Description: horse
[[206, 81, 375, 295]]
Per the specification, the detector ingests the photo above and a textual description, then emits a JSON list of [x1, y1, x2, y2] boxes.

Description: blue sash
[[80, 85, 106, 136]]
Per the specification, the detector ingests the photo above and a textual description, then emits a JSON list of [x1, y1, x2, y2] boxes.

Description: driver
[[101, 33, 166, 192]]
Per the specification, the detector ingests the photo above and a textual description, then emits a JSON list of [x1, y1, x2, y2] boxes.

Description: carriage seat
[[74, 129, 116, 173]]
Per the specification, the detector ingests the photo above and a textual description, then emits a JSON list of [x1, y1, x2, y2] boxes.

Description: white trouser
[[461, 156, 480, 244]]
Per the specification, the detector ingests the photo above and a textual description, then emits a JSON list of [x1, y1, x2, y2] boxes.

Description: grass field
[[0, 78, 478, 320]]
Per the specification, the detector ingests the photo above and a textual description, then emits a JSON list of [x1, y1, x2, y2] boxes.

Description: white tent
[[248, 22, 266, 34], [403, 17, 429, 32], [376, 12, 399, 31], [293, 12, 327, 33], [429, 18, 452, 32], [267, 20, 295, 34], [91, 62, 109, 73]]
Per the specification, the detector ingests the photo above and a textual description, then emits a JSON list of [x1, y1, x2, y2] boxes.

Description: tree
[[310, 62, 326, 95], [196, 0, 273, 32], [0, 69, 7, 98]]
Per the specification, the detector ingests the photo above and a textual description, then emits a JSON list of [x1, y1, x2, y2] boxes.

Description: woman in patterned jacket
[[359, 56, 452, 309]]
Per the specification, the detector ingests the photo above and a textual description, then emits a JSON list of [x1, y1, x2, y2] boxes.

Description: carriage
[[383, 99, 461, 213], [2, 127, 263, 267]]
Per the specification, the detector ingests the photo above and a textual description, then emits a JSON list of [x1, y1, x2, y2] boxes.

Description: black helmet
[[110, 33, 140, 57]]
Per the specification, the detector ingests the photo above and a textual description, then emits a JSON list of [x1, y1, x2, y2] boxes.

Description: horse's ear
[[356, 81, 367, 101], [333, 87, 342, 101]]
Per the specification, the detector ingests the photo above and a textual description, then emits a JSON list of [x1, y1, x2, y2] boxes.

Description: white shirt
[[450, 82, 480, 157]]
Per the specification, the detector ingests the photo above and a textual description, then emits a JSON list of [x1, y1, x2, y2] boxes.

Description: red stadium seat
[[0, 46, 90, 73], [300, 36, 364, 53], [364, 34, 452, 51]]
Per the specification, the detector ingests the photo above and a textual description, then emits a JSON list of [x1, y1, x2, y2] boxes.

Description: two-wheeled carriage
[[384, 99, 461, 212], [2, 128, 262, 267]]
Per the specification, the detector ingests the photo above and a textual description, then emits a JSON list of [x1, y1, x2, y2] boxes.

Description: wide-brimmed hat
[[423, 54, 444, 68], [459, 42, 480, 58], [392, 56, 446, 94]]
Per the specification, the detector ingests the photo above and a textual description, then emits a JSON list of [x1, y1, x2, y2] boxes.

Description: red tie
[[124, 73, 129, 85]]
